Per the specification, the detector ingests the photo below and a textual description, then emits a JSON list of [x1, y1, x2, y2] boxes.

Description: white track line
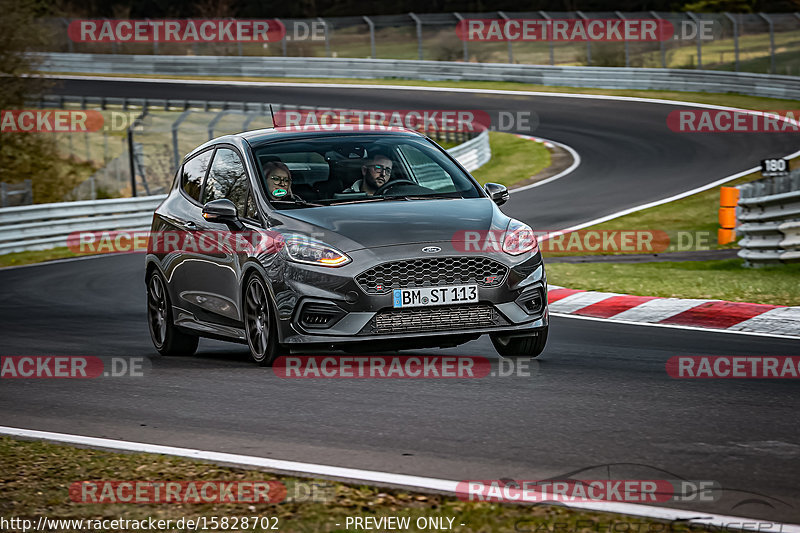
[[1, 426, 797, 531], [510, 134, 582, 193], [551, 312, 800, 341]]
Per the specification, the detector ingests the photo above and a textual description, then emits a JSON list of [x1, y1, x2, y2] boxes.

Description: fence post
[[127, 128, 137, 197], [363, 16, 376, 58], [208, 110, 231, 140], [649, 11, 666, 68], [453, 13, 469, 62], [724, 12, 740, 72], [686, 12, 703, 69], [759, 13, 775, 74], [409, 13, 423, 60], [317, 18, 330, 57], [62, 18, 74, 53], [498, 11, 514, 64], [171, 109, 193, 170], [538, 11, 554, 66], [615, 11, 630, 67], [576, 11, 591, 66], [276, 18, 287, 56], [0, 182, 6, 208]]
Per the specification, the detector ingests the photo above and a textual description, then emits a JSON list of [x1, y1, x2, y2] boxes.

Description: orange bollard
[[718, 207, 737, 228], [718, 187, 740, 245], [720, 186, 740, 207]]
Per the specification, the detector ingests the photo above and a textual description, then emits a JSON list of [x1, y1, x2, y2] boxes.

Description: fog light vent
[[299, 303, 345, 329]]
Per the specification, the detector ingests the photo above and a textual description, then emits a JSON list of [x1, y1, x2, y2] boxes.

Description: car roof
[[184, 126, 425, 163]]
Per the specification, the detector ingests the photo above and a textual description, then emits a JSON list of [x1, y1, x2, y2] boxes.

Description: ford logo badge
[[422, 246, 441, 253]]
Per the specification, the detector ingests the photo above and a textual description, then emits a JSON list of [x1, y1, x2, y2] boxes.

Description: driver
[[343, 154, 393, 196]]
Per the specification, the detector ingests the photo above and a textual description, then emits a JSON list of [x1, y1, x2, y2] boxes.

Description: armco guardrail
[[0, 195, 165, 254], [0, 133, 489, 254], [449, 129, 490, 171], [35, 53, 800, 100], [737, 170, 800, 266]]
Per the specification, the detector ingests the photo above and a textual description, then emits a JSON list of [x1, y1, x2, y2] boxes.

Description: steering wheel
[[372, 179, 418, 195]]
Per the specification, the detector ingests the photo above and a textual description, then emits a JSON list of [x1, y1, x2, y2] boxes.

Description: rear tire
[[491, 327, 548, 358], [243, 273, 280, 366], [147, 270, 199, 357]]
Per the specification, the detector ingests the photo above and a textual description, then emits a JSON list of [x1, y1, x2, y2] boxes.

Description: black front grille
[[362, 304, 508, 335], [356, 256, 508, 294]]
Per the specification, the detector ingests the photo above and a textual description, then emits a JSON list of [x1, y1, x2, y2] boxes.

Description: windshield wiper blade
[[322, 196, 392, 205], [270, 198, 325, 208]]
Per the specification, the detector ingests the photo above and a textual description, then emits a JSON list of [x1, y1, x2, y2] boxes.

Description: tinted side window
[[203, 148, 251, 218], [181, 150, 212, 202]]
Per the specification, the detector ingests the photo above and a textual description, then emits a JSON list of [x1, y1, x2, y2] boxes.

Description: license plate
[[392, 285, 478, 308]]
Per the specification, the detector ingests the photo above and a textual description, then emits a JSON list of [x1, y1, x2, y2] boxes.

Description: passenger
[[263, 161, 294, 200], [344, 154, 393, 195]]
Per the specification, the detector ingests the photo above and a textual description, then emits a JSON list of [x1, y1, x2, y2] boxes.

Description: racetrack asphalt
[[2, 78, 799, 523]]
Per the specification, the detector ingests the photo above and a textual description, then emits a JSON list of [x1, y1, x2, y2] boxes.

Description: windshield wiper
[[270, 197, 325, 208]]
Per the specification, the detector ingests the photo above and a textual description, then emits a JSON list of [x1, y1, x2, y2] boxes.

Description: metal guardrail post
[[686, 12, 703, 69], [363, 16, 376, 59], [759, 13, 775, 74], [538, 11, 554, 66], [649, 11, 666, 68], [409, 13, 423, 60], [498, 11, 514, 64], [724, 13, 740, 72], [171, 109, 193, 169], [453, 13, 468, 62], [576, 11, 591, 66], [615, 11, 629, 67], [317, 18, 330, 57]]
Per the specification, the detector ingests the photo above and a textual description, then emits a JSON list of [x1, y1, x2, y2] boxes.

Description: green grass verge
[[471, 132, 550, 187], [1, 437, 667, 533], [48, 72, 800, 111], [546, 259, 800, 306], [0, 247, 84, 268]]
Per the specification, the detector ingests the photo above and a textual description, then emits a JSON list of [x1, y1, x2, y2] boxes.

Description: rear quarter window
[[180, 150, 213, 202]]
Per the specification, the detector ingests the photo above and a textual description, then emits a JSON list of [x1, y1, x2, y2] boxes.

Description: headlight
[[284, 236, 351, 267], [503, 220, 539, 255]]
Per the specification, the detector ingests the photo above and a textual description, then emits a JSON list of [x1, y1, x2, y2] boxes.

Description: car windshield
[[251, 135, 482, 208]]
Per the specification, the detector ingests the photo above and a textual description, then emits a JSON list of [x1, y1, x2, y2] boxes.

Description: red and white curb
[[548, 286, 800, 339]]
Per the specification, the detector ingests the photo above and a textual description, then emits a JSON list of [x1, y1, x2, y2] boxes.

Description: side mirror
[[202, 199, 243, 229], [484, 183, 509, 206]]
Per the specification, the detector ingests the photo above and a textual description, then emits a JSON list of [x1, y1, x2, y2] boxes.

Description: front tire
[[491, 327, 548, 358], [243, 273, 280, 366], [147, 270, 199, 357]]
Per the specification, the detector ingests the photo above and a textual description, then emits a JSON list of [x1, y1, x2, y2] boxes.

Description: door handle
[[183, 221, 198, 231]]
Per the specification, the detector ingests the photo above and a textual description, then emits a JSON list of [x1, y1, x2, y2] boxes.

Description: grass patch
[[546, 259, 800, 306], [0, 437, 667, 533], [49, 72, 800, 111], [0, 247, 88, 268], [471, 132, 550, 187]]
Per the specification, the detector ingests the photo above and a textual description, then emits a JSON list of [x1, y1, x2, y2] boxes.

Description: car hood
[[273, 198, 510, 252]]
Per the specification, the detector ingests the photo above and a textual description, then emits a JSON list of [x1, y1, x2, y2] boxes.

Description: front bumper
[[268, 242, 548, 346]]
